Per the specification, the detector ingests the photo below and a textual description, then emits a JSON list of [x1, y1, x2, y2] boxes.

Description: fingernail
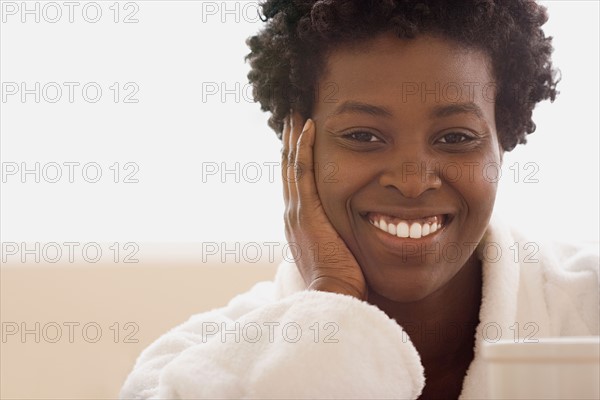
[[302, 119, 313, 134]]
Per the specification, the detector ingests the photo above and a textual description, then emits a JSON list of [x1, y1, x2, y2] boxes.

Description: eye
[[343, 130, 382, 143], [438, 132, 473, 144]]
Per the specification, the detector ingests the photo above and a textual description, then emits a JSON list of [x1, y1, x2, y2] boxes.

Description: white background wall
[[1, 1, 598, 258]]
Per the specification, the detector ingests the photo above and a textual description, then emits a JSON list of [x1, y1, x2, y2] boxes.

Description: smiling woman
[[120, 1, 598, 399]]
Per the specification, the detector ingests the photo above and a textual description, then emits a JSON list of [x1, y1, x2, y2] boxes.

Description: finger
[[293, 119, 319, 209], [288, 112, 304, 168], [281, 115, 291, 204], [286, 113, 304, 199]]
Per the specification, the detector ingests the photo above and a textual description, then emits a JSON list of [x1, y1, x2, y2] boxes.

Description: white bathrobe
[[120, 216, 599, 399]]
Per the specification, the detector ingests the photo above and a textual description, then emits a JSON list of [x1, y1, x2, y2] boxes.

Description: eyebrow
[[327, 101, 394, 119], [327, 100, 486, 120], [431, 102, 485, 119]]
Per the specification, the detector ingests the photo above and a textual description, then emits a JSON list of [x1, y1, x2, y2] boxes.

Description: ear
[[496, 136, 504, 164]]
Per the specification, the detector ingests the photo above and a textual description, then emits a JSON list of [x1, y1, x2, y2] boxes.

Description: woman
[[121, 1, 598, 398]]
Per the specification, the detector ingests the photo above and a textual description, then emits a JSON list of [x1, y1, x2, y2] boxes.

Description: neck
[[367, 253, 483, 367]]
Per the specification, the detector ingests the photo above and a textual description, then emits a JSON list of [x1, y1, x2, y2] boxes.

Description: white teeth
[[397, 222, 409, 238], [368, 215, 445, 239], [379, 219, 387, 231], [409, 223, 422, 239], [388, 223, 396, 235]]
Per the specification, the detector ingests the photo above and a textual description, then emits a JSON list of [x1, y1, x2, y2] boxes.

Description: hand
[[281, 113, 367, 300]]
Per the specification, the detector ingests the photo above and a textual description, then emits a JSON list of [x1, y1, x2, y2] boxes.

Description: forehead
[[317, 33, 495, 109]]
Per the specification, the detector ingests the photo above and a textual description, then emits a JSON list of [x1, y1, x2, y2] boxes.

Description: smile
[[367, 212, 448, 239]]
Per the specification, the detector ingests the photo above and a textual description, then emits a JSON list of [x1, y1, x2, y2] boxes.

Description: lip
[[361, 209, 455, 221]]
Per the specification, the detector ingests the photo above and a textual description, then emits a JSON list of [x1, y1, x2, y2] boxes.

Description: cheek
[[313, 144, 373, 228], [314, 159, 365, 220], [442, 158, 500, 220]]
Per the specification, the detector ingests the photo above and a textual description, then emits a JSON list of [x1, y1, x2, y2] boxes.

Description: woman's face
[[311, 33, 503, 302]]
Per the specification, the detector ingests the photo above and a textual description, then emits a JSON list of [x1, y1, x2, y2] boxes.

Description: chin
[[366, 272, 447, 303]]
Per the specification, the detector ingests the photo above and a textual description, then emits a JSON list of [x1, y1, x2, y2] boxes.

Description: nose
[[377, 152, 442, 198]]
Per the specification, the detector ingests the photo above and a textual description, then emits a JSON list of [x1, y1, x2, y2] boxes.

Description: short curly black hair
[[245, 0, 559, 151]]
